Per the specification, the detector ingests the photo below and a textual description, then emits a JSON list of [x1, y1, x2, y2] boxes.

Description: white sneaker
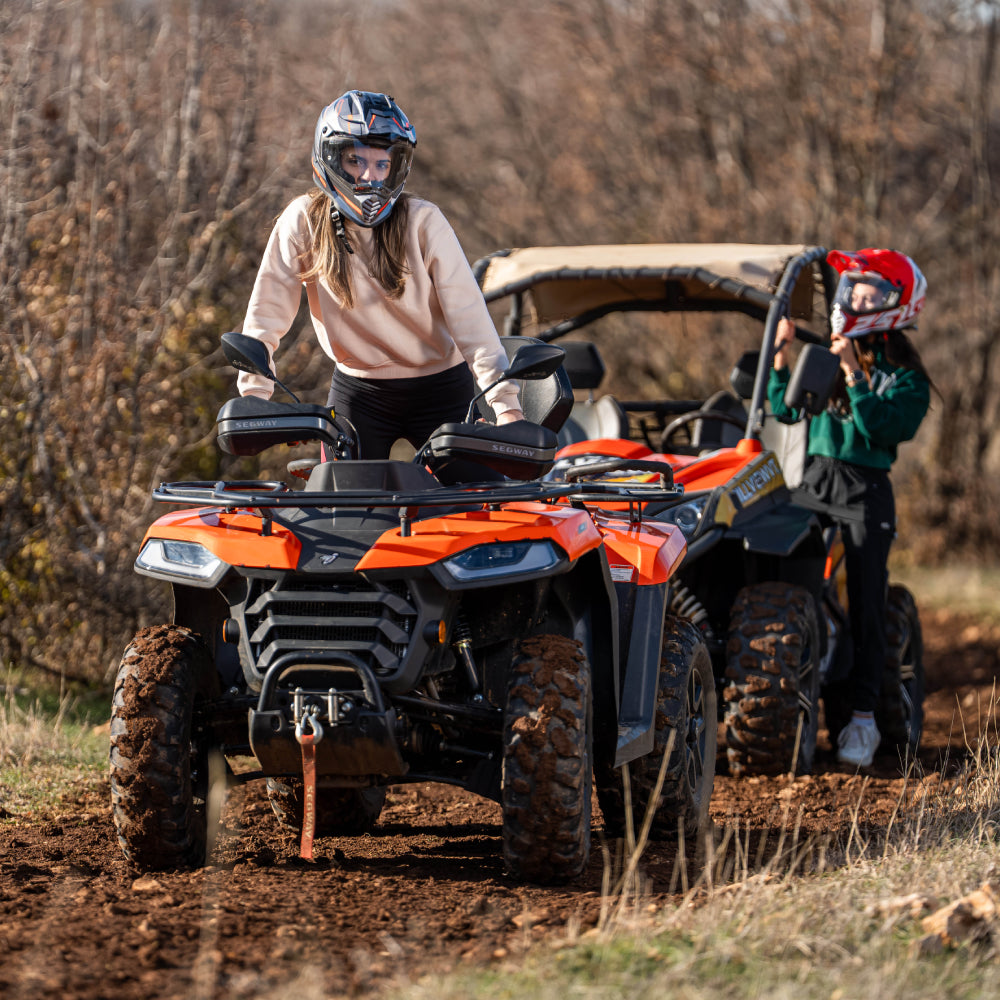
[[837, 719, 880, 768]]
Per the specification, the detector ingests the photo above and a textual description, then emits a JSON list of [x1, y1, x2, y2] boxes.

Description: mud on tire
[[266, 779, 386, 835], [724, 582, 820, 776], [501, 635, 592, 884], [598, 616, 716, 841], [877, 584, 924, 757], [110, 625, 218, 869]]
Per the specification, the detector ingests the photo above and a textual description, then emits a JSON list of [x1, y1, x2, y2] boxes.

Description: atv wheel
[[597, 616, 716, 840], [501, 634, 592, 884], [110, 625, 218, 869], [724, 582, 821, 776], [877, 584, 925, 758], [265, 779, 386, 834]]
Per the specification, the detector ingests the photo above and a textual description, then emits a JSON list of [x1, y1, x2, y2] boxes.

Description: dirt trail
[[1, 608, 998, 999]]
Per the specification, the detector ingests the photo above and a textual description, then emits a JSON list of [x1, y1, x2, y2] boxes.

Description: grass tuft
[[398, 692, 1000, 1000], [1, 671, 108, 815]]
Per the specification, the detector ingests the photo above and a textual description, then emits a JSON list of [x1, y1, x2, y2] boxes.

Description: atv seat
[[304, 459, 443, 493]]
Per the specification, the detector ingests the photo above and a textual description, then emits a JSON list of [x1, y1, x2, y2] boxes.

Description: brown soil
[[2, 608, 998, 999]]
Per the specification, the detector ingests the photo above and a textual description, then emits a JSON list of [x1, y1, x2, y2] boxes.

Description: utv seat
[[553, 340, 630, 446], [729, 347, 808, 485], [689, 389, 748, 451], [760, 414, 809, 487]]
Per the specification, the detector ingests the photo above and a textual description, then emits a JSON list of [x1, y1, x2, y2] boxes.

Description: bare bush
[[1, 0, 999, 681]]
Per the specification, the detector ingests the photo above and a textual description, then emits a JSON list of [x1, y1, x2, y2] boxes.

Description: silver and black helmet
[[311, 91, 416, 227]]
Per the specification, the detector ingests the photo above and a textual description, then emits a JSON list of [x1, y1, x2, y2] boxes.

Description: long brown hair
[[300, 189, 411, 307], [831, 327, 935, 412]]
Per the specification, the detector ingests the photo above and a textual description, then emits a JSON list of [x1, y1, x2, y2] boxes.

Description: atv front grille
[[242, 577, 416, 676]]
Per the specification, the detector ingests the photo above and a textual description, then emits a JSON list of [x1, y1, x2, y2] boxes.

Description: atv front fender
[[614, 581, 669, 767]]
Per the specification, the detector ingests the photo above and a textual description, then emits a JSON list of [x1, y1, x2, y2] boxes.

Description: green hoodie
[[767, 346, 930, 470]]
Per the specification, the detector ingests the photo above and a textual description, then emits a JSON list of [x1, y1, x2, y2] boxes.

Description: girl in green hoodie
[[768, 249, 931, 768]]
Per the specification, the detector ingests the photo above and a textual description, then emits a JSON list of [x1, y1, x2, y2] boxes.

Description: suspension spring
[[670, 585, 712, 632]]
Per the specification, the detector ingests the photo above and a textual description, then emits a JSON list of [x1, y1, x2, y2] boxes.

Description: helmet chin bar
[[361, 195, 387, 225]]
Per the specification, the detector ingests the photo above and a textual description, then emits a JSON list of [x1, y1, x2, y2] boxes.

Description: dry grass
[[0, 675, 107, 813], [890, 562, 1000, 624], [401, 697, 1000, 1000]]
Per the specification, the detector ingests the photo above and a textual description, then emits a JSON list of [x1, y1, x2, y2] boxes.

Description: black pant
[[801, 456, 895, 714], [327, 363, 475, 460]]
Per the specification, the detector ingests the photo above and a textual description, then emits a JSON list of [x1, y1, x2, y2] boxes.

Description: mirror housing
[[221, 332, 300, 402], [503, 343, 566, 381], [785, 344, 840, 415]]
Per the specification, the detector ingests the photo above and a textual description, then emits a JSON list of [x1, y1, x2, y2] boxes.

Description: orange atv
[[475, 243, 924, 774], [110, 334, 715, 882]]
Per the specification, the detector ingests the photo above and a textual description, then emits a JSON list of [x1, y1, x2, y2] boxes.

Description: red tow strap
[[299, 732, 318, 860]]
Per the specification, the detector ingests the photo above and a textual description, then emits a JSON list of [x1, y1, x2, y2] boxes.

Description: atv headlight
[[658, 496, 710, 538], [442, 540, 562, 581], [135, 538, 227, 585]]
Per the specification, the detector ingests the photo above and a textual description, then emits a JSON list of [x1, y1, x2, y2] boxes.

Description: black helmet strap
[[330, 203, 354, 255]]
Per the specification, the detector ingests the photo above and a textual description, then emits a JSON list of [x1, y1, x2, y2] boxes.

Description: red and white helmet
[[827, 248, 926, 338]]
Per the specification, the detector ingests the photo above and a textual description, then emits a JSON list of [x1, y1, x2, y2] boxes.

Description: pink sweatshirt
[[237, 194, 521, 417]]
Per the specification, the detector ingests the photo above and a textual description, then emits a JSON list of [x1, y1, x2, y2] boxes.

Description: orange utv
[[476, 243, 924, 774]]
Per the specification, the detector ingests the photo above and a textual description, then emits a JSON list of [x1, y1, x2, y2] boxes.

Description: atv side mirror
[[463, 343, 566, 423], [221, 332, 300, 403], [503, 342, 567, 382], [785, 344, 840, 415]]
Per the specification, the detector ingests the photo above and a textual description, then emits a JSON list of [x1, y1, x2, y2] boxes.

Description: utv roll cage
[[473, 243, 837, 443]]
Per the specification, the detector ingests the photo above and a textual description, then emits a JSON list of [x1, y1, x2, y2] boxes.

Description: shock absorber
[[669, 584, 715, 643], [452, 617, 480, 691]]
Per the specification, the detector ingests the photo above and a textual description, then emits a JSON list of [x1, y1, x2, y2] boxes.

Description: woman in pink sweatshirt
[[238, 90, 523, 458]]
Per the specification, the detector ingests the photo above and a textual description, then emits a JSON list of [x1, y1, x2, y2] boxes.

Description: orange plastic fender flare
[[141, 508, 302, 570], [590, 512, 688, 586]]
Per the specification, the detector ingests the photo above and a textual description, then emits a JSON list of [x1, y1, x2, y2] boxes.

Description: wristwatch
[[845, 368, 866, 387]]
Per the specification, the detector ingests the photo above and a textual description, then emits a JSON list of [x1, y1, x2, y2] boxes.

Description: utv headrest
[[559, 341, 606, 391]]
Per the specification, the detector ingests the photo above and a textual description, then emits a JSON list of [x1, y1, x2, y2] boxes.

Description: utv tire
[[724, 582, 821, 776], [265, 779, 385, 835], [501, 635, 592, 884], [110, 625, 217, 869], [877, 584, 925, 758], [598, 617, 716, 841]]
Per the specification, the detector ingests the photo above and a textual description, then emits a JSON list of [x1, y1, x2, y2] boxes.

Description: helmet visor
[[320, 137, 413, 196], [833, 271, 902, 316]]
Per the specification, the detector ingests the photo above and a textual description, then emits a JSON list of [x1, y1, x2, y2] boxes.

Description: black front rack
[[152, 478, 683, 534]]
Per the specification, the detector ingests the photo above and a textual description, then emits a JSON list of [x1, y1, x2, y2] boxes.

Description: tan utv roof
[[476, 243, 824, 327]]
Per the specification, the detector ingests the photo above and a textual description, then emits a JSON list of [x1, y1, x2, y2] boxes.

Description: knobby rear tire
[[724, 582, 821, 776], [878, 584, 925, 758]]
